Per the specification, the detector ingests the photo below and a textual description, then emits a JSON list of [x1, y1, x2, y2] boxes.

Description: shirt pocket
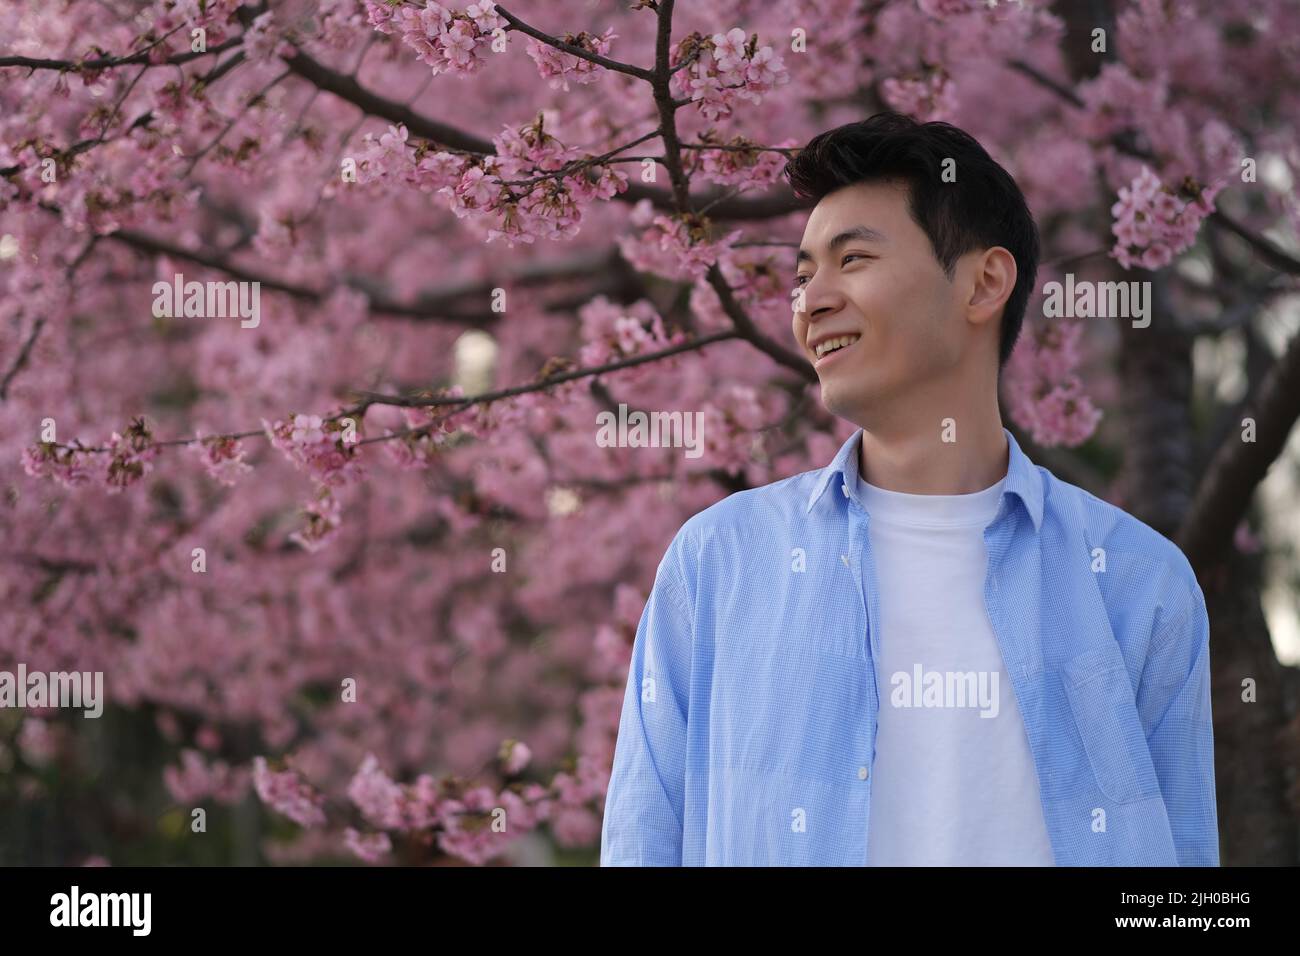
[[1061, 643, 1161, 806]]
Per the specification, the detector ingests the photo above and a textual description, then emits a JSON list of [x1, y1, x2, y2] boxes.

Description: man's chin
[[819, 376, 868, 414]]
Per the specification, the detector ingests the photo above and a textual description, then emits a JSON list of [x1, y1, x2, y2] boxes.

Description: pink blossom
[[347, 753, 441, 831], [192, 432, 252, 486], [712, 28, 747, 67], [1109, 166, 1222, 270], [344, 827, 393, 863], [687, 136, 797, 192], [163, 749, 250, 804], [263, 412, 364, 487], [356, 124, 415, 185], [376, 0, 505, 76], [383, 392, 463, 469], [501, 739, 531, 775], [365, 0, 397, 34], [670, 28, 789, 121], [252, 756, 328, 828], [881, 71, 958, 122], [526, 28, 617, 91], [435, 785, 512, 865], [617, 212, 743, 282], [347, 753, 407, 829], [243, 11, 284, 63], [105, 417, 160, 493], [21, 440, 95, 488], [287, 487, 344, 553], [690, 385, 782, 474], [577, 296, 683, 378], [1003, 316, 1103, 447]]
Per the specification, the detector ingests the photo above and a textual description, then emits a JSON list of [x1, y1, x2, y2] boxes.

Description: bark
[[1116, 273, 1300, 864], [1117, 273, 1196, 541], [1202, 547, 1300, 865]]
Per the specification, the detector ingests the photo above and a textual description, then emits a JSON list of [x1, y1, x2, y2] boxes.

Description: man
[[600, 112, 1218, 866]]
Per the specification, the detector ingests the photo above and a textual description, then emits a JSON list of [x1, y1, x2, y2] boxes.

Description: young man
[[600, 112, 1218, 866]]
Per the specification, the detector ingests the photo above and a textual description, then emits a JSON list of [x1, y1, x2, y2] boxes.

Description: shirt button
[[841, 482, 850, 497], [858, 765, 869, 780]]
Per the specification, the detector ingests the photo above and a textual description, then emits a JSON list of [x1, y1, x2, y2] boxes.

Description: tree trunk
[[1203, 546, 1300, 865], [1118, 279, 1299, 864]]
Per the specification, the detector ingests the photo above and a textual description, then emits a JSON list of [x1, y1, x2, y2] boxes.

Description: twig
[[493, 4, 653, 81]]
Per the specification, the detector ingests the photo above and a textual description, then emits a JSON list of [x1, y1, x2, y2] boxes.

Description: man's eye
[[796, 254, 869, 287]]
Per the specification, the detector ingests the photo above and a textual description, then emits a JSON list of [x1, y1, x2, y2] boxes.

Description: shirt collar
[[804, 426, 1044, 533]]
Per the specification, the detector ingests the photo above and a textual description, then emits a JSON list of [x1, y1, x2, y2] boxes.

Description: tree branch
[[277, 47, 803, 220], [493, 4, 653, 81], [639, 0, 813, 383], [44, 329, 741, 454], [0, 33, 240, 72], [648, 0, 692, 212], [1006, 59, 1085, 108], [0, 317, 46, 401], [348, 328, 739, 420], [1209, 209, 1300, 276], [96, 219, 632, 327], [704, 263, 816, 383], [279, 48, 494, 153], [1177, 323, 1300, 573]]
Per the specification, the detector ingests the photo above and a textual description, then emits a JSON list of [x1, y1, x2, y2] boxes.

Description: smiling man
[[600, 112, 1219, 867]]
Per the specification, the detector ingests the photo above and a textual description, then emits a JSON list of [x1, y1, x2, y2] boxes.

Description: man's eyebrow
[[795, 225, 888, 269]]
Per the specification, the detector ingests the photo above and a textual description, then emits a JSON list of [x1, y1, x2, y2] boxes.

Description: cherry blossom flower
[[367, 0, 506, 76], [21, 440, 95, 489], [105, 417, 161, 493], [670, 27, 790, 121], [251, 757, 327, 828], [1110, 165, 1223, 270], [500, 739, 532, 775], [525, 28, 618, 91], [343, 827, 393, 863], [288, 487, 344, 552], [163, 749, 250, 804], [687, 135, 798, 191], [1003, 317, 1103, 447], [881, 70, 959, 122], [192, 432, 253, 486], [263, 412, 365, 487]]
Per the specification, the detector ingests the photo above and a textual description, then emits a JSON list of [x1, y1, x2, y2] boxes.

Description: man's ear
[[967, 246, 1017, 328]]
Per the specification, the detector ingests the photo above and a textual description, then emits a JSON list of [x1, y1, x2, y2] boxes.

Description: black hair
[[783, 111, 1040, 371]]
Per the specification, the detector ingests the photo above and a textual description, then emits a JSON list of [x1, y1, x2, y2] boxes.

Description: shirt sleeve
[[600, 531, 694, 866], [1136, 580, 1220, 866]]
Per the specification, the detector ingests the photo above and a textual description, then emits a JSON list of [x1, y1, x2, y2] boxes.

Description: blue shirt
[[600, 426, 1219, 866]]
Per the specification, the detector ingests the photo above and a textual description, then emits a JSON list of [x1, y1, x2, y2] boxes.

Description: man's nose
[[801, 273, 842, 319]]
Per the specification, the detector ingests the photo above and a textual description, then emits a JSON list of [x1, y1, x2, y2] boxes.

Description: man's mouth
[[812, 334, 861, 367]]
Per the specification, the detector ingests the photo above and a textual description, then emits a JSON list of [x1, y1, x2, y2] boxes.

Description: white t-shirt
[[858, 469, 1056, 866]]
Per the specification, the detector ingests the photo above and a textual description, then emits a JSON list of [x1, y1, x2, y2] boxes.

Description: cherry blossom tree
[[2, 0, 1299, 865]]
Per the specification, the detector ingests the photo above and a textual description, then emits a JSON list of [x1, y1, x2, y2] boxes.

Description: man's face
[[792, 180, 968, 423]]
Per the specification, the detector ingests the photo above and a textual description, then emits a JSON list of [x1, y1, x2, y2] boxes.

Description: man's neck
[[856, 418, 1009, 496]]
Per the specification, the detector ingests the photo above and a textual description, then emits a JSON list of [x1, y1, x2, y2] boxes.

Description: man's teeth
[[814, 335, 861, 359]]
